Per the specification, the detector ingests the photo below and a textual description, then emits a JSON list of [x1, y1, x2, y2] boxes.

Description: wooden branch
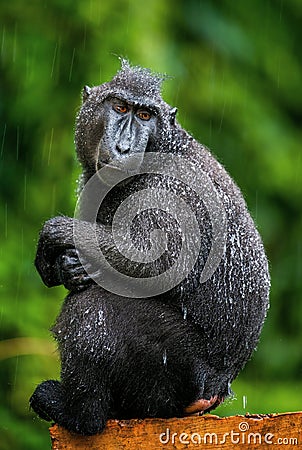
[[50, 412, 302, 449]]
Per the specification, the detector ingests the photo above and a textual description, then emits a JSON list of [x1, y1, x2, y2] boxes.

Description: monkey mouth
[[99, 155, 143, 174], [98, 158, 125, 172], [97, 159, 137, 187]]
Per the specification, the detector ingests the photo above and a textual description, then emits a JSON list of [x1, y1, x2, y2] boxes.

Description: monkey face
[[75, 64, 177, 182], [96, 96, 158, 171]]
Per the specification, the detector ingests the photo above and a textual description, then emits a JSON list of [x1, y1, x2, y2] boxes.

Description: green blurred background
[[1, 0, 301, 448]]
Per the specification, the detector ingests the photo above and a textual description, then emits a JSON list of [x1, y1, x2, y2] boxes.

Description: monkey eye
[[137, 110, 151, 121], [113, 104, 128, 114]]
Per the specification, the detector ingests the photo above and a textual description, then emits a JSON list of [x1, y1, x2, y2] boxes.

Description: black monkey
[[30, 61, 270, 435]]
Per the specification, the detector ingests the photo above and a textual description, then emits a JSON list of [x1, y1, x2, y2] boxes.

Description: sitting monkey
[[30, 61, 270, 435]]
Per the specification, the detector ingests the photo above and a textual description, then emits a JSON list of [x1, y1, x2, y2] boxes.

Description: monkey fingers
[[55, 249, 95, 292]]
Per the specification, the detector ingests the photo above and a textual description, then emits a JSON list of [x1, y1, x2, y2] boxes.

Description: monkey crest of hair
[[113, 58, 166, 101], [30, 61, 270, 436], [92, 58, 168, 107]]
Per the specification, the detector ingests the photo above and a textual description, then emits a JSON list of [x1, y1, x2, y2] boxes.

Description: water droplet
[[243, 395, 247, 409], [182, 305, 187, 320], [162, 349, 167, 366]]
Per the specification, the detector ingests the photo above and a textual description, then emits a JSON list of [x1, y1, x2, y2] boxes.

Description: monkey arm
[[35, 215, 181, 296], [35, 216, 113, 290]]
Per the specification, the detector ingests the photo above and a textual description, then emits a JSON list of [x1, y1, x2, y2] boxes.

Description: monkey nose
[[116, 144, 130, 154]]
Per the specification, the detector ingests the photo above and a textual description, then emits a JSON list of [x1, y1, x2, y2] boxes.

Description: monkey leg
[[70, 287, 230, 419], [59, 365, 110, 435], [109, 312, 229, 420], [51, 286, 231, 430]]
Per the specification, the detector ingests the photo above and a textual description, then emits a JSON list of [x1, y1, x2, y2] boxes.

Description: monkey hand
[[54, 248, 95, 292], [35, 216, 76, 287], [35, 216, 106, 289]]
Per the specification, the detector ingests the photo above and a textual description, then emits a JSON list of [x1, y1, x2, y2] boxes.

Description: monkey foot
[[184, 395, 222, 415]]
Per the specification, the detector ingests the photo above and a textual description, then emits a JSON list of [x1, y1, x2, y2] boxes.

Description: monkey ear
[[169, 107, 178, 125], [82, 85, 92, 102]]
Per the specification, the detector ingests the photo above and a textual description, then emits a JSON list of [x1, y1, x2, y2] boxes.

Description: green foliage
[[1, 0, 301, 448]]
